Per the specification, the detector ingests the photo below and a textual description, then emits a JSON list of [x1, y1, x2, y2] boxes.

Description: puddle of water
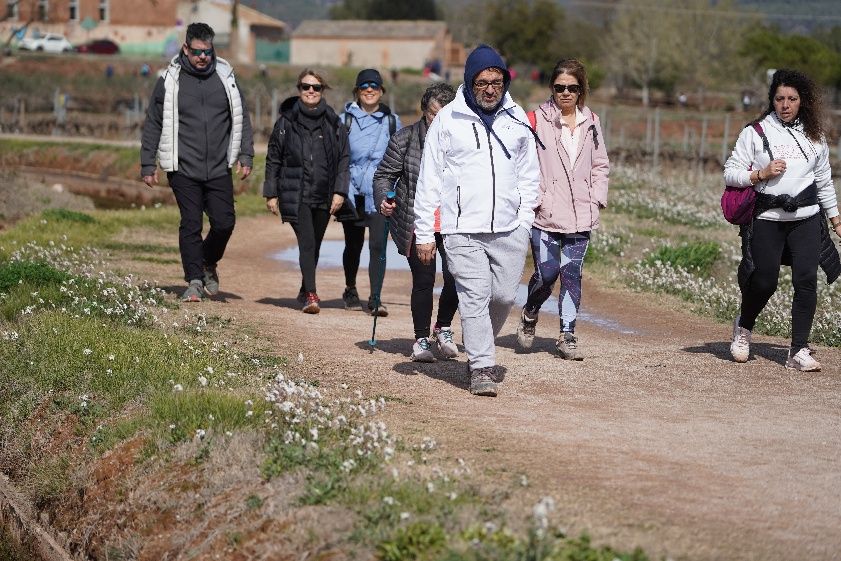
[[272, 241, 637, 334]]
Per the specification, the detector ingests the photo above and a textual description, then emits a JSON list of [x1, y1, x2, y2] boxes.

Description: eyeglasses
[[298, 83, 324, 92], [188, 47, 214, 57], [358, 82, 381, 91], [474, 79, 504, 90], [553, 84, 582, 94]]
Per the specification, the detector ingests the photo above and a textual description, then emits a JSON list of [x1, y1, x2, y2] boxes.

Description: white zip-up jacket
[[414, 86, 540, 245], [158, 56, 244, 172], [724, 112, 838, 221]]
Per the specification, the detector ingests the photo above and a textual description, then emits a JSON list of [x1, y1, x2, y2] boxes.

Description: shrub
[[0, 260, 68, 292], [644, 241, 720, 276], [41, 208, 96, 224]]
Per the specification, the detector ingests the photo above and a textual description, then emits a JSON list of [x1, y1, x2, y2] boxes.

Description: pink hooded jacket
[[531, 100, 610, 233]]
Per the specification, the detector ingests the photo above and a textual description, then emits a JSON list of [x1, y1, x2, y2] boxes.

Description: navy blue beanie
[[462, 44, 513, 157], [462, 45, 510, 118]]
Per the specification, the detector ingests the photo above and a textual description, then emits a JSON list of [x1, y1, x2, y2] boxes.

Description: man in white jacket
[[414, 44, 540, 397]]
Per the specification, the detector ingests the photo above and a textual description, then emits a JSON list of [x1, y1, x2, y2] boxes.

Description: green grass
[[644, 241, 721, 277]]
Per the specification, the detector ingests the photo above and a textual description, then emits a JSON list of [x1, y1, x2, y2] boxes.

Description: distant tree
[[603, 0, 683, 106], [330, 0, 438, 20], [485, 0, 565, 71], [740, 26, 841, 88]]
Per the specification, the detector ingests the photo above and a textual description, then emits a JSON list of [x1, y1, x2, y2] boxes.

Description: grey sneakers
[[785, 347, 821, 371], [181, 279, 204, 302], [730, 316, 751, 363], [411, 337, 435, 362], [367, 299, 388, 317], [433, 326, 459, 359], [202, 265, 219, 296], [516, 308, 538, 349], [556, 332, 583, 361], [469, 367, 498, 397], [342, 286, 361, 310]]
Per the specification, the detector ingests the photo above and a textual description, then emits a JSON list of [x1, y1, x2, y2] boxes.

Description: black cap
[[355, 68, 383, 88]]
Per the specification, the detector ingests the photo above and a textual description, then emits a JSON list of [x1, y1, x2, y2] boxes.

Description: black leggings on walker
[[739, 214, 820, 354]]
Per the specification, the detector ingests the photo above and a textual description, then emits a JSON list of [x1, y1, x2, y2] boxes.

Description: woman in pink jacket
[[516, 59, 610, 359]]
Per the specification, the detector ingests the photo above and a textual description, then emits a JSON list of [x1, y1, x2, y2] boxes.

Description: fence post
[[683, 123, 690, 154], [255, 94, 262, 134], [600, 105, 609, 145], [645, 110, 653, 149], [653, 107, 661, 169], [720, 113, 731, 165], [698, 116, 708, 169]]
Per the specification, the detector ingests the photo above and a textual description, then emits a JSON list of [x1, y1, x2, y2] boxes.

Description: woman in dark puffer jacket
[[373, 83, 459, 362], [263, 69, 350, 314]]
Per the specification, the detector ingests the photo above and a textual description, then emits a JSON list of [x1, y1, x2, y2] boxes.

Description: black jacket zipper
[[472, 123, 480, 149], [487, 129, 496, 232], [456, 186, 462, 228]]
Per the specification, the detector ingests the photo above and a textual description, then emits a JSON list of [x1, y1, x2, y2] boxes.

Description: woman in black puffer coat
[[263, 69, 351, 314], [373, 83, 460, 362]]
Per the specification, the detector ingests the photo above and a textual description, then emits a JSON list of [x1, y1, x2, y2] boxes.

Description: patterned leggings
[[524, 228, 590, 332]]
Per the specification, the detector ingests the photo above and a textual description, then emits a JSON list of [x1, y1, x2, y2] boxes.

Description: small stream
[[271, 240, 638, 335]]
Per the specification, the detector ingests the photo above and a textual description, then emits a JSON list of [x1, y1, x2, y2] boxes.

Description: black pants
[[291, 205, 331, 294], [169, 172, 235, 282], [740, 214, 819, 353], [407, 233, 459, 339], [342, 211, 387, 300]]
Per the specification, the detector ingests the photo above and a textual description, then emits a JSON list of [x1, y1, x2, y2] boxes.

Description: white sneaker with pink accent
[[785, 347, 821, 372], [730, 317, 751, 363]]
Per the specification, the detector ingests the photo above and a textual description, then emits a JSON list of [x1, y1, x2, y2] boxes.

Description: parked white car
[[19, 33, 73, 53]]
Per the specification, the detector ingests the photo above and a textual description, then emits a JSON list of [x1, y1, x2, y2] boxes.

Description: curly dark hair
[[420, 82, 456, 112], [764, 69, 824, 142]]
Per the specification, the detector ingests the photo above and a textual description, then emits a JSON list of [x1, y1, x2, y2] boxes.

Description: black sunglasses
[[188, 47, 214, 57], [553, 83, 582, 94], [358, 82, 381, 91], [298, 83, 324, 92]]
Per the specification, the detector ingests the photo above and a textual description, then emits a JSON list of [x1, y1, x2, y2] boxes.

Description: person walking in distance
[[140, 22, 254, 302], [724, 69, 841, 371], [516, 59, 610, 360], [263, 69, 350, 314], [340, 69, 402, 316], [374, 83, 460, 362], [414, 45, 540, 396]]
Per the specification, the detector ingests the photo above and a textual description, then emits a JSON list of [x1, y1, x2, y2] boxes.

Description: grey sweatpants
[[443, 227, 530, 370]]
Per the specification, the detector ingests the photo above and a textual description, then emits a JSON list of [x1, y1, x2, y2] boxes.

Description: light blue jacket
[[340, 102, 402, 215]]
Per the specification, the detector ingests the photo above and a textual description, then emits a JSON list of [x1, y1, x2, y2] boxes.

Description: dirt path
[[186, 214, 840, 561]]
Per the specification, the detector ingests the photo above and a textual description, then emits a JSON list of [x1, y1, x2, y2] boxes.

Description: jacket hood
[[462, 44, 510, 116], [343, 101, 394, 118]]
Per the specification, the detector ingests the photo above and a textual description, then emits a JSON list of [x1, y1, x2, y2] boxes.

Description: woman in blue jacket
[[340, 68, 401, 316]]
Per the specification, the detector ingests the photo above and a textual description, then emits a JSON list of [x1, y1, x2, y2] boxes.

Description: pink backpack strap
[[527, 110, 536, 130]]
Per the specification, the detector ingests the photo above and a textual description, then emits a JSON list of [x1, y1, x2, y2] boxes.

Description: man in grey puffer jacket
[[140, 22, 254, 302]]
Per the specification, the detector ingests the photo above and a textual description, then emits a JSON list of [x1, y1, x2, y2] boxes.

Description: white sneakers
[[731, 316, 821, 372], [786, 347, 821, 372], [411, 328, 460, 362], [433, 326, 459, 359], [411, 337, 435, 362], [730, 316, 752, 363]]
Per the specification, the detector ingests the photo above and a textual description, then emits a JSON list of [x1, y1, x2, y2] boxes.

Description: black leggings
[[740, 214, 820, 353], [407, 233, 459, 339], [291, 205, 331, 293], [342, 211, 387, 299]]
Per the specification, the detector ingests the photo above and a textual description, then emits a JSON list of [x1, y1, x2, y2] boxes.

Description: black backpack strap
[[344, 112, 353, 131], [388, 113, 396, 136]]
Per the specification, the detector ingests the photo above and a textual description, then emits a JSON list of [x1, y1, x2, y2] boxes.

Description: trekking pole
[[369, 191, 395, 349]]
